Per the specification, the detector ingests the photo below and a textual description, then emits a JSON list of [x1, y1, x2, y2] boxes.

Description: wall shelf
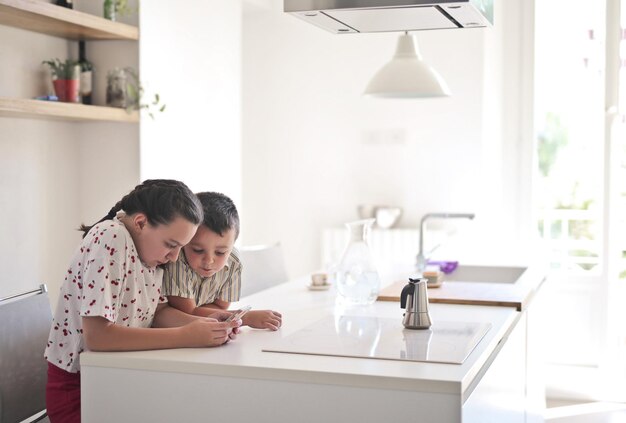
[[0, 98, 139, 123], [0, 0, 138, 40]]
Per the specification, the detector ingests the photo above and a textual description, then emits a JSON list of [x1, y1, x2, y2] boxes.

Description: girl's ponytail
[[79, 180, 202, 238], [79, 200, 123, 237]]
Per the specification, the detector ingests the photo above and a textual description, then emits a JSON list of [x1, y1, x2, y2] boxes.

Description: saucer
[[307, 283, 331, 291]]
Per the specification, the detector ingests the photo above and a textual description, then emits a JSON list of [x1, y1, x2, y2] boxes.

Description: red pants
[[46, 362, 81, 423]]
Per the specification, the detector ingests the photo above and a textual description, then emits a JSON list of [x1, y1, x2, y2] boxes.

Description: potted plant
[[42, 59, 80, 103], [106, 67, 165, 119]]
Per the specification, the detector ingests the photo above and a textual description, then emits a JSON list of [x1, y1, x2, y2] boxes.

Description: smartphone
[[225, 305, 252, 322]]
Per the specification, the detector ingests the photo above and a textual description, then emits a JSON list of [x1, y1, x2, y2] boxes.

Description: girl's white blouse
[[45, 218, 164, 373]]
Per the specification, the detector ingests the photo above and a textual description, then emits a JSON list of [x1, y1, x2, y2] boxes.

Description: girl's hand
[[228, 325, 241, 341], [182, 318, 241, 347], [242, 310, 282, 331]]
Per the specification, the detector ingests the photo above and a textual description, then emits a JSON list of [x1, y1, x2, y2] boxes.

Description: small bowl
[[374, 206, 402, 229]]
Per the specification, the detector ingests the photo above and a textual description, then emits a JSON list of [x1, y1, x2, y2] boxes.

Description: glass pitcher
[[335, 219, 381, 305], [106, 68, 128, 108]]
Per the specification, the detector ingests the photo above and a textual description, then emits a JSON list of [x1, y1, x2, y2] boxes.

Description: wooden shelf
[[0, 0, 138, 40], [0, 98, 139, 123]]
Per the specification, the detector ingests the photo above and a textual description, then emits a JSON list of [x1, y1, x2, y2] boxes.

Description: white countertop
[[80, 276, 519, 398]]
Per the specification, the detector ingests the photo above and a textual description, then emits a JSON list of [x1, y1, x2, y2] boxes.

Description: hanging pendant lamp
[[364, 32, 451, 98]]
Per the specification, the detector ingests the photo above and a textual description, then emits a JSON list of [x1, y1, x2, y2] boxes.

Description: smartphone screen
[[226, 305, 251, 322]]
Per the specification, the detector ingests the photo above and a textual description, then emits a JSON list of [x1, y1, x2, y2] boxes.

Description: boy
[[162, 191, 282, 330]]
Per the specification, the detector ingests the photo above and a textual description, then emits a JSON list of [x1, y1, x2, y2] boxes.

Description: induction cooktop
[[263, 316, 491, 365]]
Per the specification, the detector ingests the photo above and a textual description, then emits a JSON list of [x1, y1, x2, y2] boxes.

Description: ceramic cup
[[311, 273, 328, 286]]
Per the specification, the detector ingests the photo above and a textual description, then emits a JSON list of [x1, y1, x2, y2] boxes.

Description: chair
[[239, 243, 289, 297], [0, 284, 52, 423]]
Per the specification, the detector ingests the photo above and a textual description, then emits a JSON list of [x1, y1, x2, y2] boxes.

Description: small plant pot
[[103, 0, 116, 21], [53, 79, 80, 103]]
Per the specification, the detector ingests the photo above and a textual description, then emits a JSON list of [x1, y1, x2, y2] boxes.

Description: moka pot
[[400, 278, 432, 329]]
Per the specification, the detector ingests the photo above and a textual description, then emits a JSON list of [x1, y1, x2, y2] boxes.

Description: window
[[534, 0, 626, 398]]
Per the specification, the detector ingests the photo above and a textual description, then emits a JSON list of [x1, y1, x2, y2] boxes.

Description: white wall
[[1, 0, 533, 306], [0, 4, 139, 308], [241, 3, 531, 277], [0, 25, 81, 307], [139, 0, 242, 206]]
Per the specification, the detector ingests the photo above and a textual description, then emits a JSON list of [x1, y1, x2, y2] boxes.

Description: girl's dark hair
[[79, 179, 203, 238], [196, 192, 240, 239]]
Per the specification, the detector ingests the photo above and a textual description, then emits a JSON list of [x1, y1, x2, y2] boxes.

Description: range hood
[[284, 0, 493, 34]]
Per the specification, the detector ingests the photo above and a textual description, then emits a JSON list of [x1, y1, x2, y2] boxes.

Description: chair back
[[239, 243, 289, 297], [0, 285, 52, 423]]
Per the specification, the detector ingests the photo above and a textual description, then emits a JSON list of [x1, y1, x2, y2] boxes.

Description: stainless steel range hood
[[284, 0, 493, 34]]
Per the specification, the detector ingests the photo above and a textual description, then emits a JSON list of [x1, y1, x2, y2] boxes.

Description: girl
[[44, 179, 241, 423]]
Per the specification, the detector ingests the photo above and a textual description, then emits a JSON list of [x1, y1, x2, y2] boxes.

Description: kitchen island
[[80, 275, 535, 423]]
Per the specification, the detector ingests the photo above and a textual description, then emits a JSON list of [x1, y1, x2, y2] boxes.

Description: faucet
[[416, 212, 475, 274]]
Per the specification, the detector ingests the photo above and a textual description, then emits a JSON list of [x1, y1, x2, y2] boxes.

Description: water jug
[[335, 219, 381, 305]]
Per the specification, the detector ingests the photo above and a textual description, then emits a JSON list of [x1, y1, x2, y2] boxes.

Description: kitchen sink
[[444, 265, 527, 284]]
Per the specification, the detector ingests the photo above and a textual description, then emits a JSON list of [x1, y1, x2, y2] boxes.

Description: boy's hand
[[242, 310, 282, 331], [206, 309, 234, 322]]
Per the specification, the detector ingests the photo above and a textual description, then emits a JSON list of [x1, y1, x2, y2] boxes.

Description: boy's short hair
[[196, 192, 240, 239]]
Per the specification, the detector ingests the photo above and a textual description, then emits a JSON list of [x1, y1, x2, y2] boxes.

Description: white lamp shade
[[364, 33, 451, 98]]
